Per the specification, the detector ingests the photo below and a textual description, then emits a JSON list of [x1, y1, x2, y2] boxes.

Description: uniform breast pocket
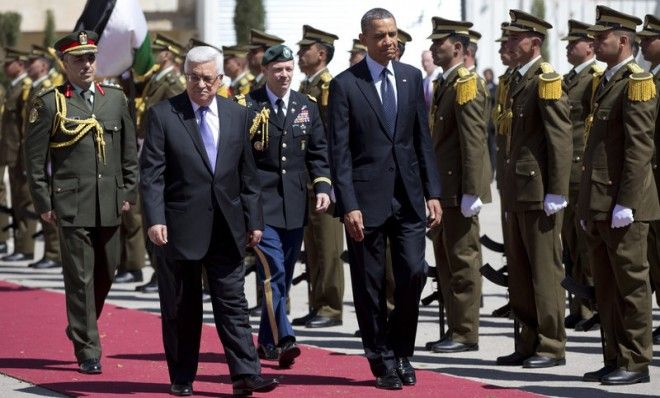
[[52, 178, 79, 220], [103, 119, 122, 146], [292, 123, 309, 137]]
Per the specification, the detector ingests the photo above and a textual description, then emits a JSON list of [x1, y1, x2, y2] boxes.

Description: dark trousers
[[346, 198, 427, 377], [157, 216, 260, 385], [60, 225, 120, 363]]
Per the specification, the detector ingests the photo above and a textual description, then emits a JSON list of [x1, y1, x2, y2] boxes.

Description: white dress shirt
[[190, 95, 219, 147], [265, 85, 291, 116], [365, 54, 397, 108]]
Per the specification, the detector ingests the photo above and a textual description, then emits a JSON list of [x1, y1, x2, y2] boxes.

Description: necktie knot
[[81, 89, 93, 109], [198, 106, 209, 116]]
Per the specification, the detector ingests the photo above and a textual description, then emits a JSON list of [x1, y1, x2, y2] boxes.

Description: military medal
[[300, 139, 306, 151], [254, 141, 264, 151], [29, 108, 39, 123]]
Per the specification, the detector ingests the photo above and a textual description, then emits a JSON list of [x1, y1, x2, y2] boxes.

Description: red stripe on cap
[[60, 39, 96, 53]]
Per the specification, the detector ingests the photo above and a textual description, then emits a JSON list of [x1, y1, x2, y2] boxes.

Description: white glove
[[611, 204, 634, 228], [460, 194, 483, 218], [543, 193, 568, 216], [580, 219, 587, 232]]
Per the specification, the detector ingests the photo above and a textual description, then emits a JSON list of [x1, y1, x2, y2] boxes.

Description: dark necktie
[[275, 98, 285, 125], [380, 68, 397, 135], [198, 106, 217, 172], [81, 89, 93, 110], [596, 76, 608, 97], [565, 69, 577, 85]]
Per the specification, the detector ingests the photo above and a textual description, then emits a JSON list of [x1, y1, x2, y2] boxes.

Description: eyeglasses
[[186, 73, 221, 85]]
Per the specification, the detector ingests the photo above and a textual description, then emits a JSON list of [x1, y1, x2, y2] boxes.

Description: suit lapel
[[354, 60, 392, 140], [595, 63, 629, 102], [67, 90, 91, 114], [174, 94, 213, 174], [393, 62, 408, 137], [214, 96, 230, 175]]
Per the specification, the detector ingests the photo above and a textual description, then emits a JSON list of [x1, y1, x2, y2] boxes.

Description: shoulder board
[[42, 79, 53, 89], [539, 62, 555, 74], [455, 67, 477, 105], [234, 94, 247, 106], [590, 63, 605, 75], [320, 70, 333, 83], [22, 77, 32, 87], [37, 86, 57, 98], [100, 82, 123, 90], [306, 94, 317, 103], [246, 73, 255, 82], [538, 63, 562, 100], [627, 66, 656, 102]]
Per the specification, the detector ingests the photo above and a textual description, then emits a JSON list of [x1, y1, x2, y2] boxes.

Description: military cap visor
[[504, 10, 552, 36], [152, 34, 185, 56], [638, 15, 660, 37], [427, 17, 472, 40], [587, 6, 641, 33], [189, 38, 222, 54], [297, 25, 339, 46], [348, 39, 367, 53], [262, 44, 294, 65], [28, 44, 51, 60], [561, 20, 594, 41], [54, 31, 98, 55], [245, 29, 285, 50], [223, 45, 249, 58], [397, 29, 412, 44], [469, 30, 481, 44], [2, 47, 29, 63], [495, 23, 510, 42]]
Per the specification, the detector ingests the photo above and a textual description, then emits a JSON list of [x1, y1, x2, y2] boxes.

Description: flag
[[75, 0, 154, 78]]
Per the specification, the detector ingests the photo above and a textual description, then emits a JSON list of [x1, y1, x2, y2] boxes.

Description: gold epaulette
[[134, 64, 160, 83], [538, 62, 562, 100], [627, 63, 656, 102], [320, 70, 332, 83], [307, 94, 317, 103], [42, 79, 53, 89], [37, 86, 56, 98], [590, 63, 605, 75], [238, 77, 251, 95], [100, 81, 122, 90], [21, 78, 32, 102], [178, 75, 186, 87], [234, 94, 247, 106], [455, 66, 477, 105], [320, 70, 332, 107], [217, 85, 230, 98]]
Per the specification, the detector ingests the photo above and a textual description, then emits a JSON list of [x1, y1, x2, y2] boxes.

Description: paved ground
[[0, 182, 658, 397]]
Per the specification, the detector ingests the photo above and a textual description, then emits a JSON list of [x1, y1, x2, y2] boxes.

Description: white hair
[[184, 46, 224, 75]]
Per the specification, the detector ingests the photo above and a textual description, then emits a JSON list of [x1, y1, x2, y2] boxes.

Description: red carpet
[[0, 280, 541, 397]]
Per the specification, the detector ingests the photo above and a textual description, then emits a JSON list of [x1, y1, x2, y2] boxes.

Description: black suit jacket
[[244, 87, 331, 230], [140, 92, 263, 260], [328, 59, 441, 227]]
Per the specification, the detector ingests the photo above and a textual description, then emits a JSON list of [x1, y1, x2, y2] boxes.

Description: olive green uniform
[[0, 84, 9, 246], [646, 67, 660, 309]]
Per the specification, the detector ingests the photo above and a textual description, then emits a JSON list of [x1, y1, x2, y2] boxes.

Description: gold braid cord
[[583, 72, 604, 142], [248, 108, 270, 149], [51, 90, 106, 164]]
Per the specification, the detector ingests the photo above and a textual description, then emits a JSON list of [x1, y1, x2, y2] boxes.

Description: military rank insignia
[[254, 141, 264, 151], [29, 107, 39, 124], [293, 106, 310, 124]]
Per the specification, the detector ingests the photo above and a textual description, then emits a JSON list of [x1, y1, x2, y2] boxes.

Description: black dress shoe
[[395, 357, 416, 385], [431, 339, 478, 353], [278, 339, 301, 368], [2, 252, 33, 261], [29, 258, 61, 269], [291, 310, 317, 326], [305, 315, 342, 328], [0, 241, 8, 254], [232, 375, 279, 396], [582, 365, 617, 382], [170, 383, 193, 396], [79, 358, 102, 374], [376, 369, 403, 390], [136, 275, 158, 293], [601, 368, 650, 385], [564, 313, 583, 328], [522, 355, 565, 368], [114, 270, 143, 283], [257, 344, 279, 360], [496, 351, 531, 366]]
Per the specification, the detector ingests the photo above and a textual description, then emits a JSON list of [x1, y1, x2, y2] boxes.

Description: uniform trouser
[[562, 188, 593, 319], [506, 209, 566, 358], [303, 191, 344, 319], [585, 221, 652, 372], [0, 165, 9, 241], [8, 161, 36, 254], [60, 225, 120, 363], [118, 193, 145, 272], [42, 221, 61, 261], [256, 225, 304, 347], [432, 207, 482, 344], [646, 220, 660, 308]]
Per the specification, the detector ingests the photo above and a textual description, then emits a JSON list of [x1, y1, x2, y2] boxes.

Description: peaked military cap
[[188, 38, 222, 54], [54, 30, 98, 56], [262, 44, 293, 65], [397, 28, 412, 44], [348, 38, 367, 53], [28, 45, 52, 60], [638, 14, 660, 38], [245, 29, 285, 50], [504, 10, 552, 36], [495, 22, 510, 42], [587, 5, 641, 33], [153, 33, 185, 56], [2, 47, 29, 63], [297, 25, 339, 46], [427, 17, 472, 40], [561, 19, 593, 41], [469, 29, 481, 44], [222, 45, 249, 58]]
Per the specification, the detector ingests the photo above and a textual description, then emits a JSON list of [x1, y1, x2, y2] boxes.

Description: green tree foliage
[[234, 0, 265, 45], [0, 12, 22, 47], [43, 9, 56, 47], [530, 0, 549, 61]]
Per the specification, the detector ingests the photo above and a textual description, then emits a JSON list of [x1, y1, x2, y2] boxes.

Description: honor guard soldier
[[0, 48, 35, 262], [578, 6, 658, 385], [246, 29, 285, 91], [42, 46, 65, 86], [223, 45, 254, 96], [395, 28, 412, 60], [639, 14, 660, 345], [348, 38, 367, 66], [189, 38, 231, 98], [293, 25, 345, 329], [560, 19, 601, 330], [426, 17, 491, 354], [497, 10, 572, 368], [24, 31, 138, 374], [237, 44, 332, 367]]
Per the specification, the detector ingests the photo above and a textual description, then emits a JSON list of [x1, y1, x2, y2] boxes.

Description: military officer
[[237, 45, 332, 368], [292, 25, 344, 329], [223, 45, 254, 96], [578, 6, 658, 385], [560, 19, 600, 330], [0, 81, 8, 254], [0, 48, 35, 262], [395, 29, 412, 60], [639, 14, 660, 345], [497, 10, 572, 368], [426, 17, 491, 354], [246, 29, 285, 91], [348, 38, 367, 66], [189, 38, 232, 98], [24, 31, 138, 374]]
